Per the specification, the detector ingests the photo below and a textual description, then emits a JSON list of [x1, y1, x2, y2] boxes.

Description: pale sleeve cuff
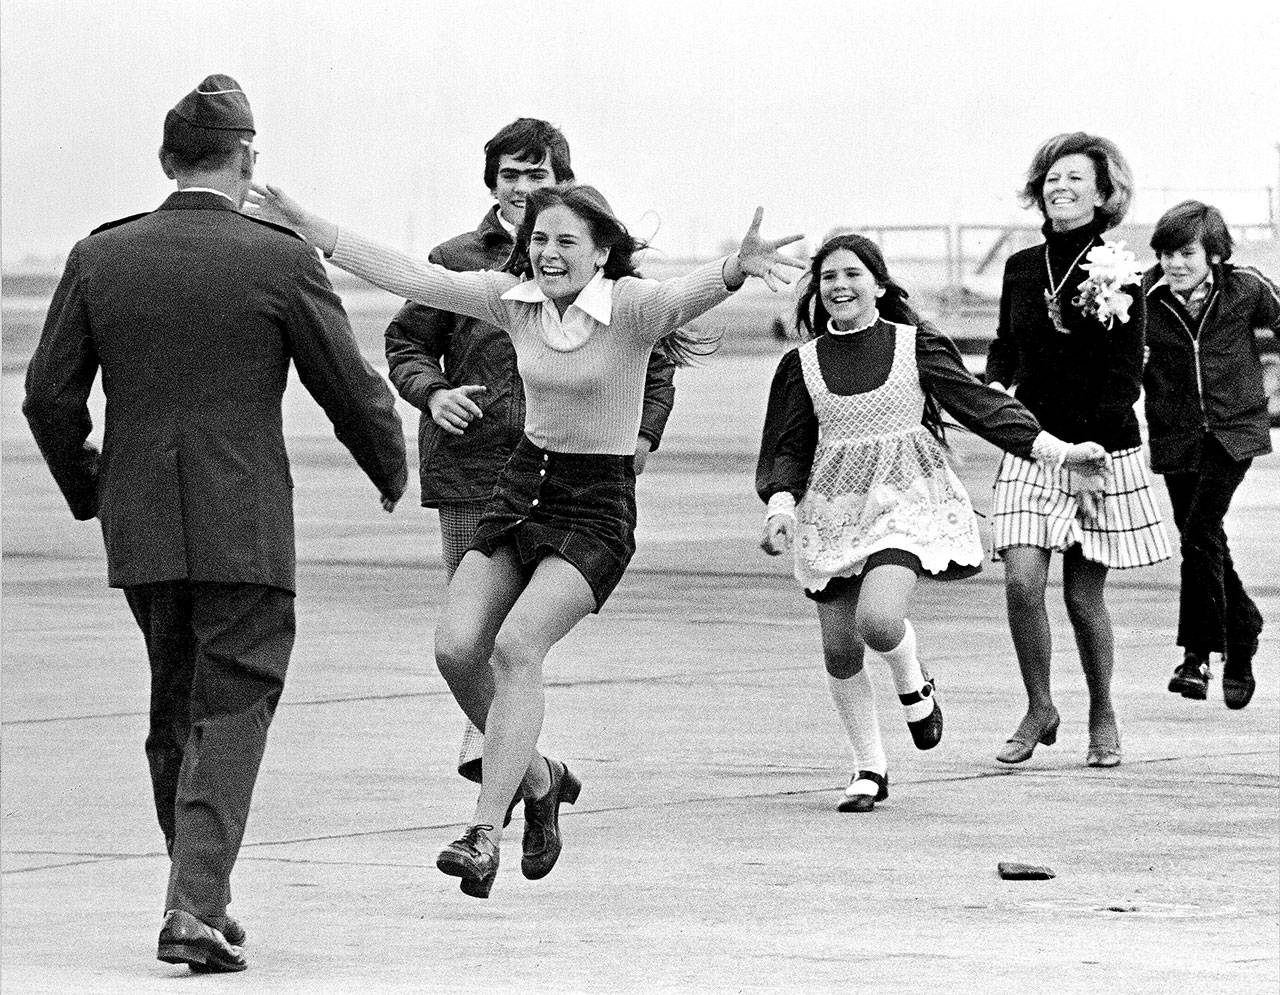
[[766, 492, 797, 518], [1030, 430, 1069, 471]]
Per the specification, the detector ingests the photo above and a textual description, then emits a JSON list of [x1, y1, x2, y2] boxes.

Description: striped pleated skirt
[[991, 446, 1172, 569]]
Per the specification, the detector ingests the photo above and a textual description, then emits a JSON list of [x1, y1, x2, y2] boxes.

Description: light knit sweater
[[332, 230, 735, 453]]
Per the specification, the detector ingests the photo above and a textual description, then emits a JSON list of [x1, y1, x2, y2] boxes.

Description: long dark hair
[[795, 233, 949, 446], [503, 183, 718, 365], [795, 234, 920, 337]]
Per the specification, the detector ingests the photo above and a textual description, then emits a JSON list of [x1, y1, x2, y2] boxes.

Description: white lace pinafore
[[795, 324, 985, 592]]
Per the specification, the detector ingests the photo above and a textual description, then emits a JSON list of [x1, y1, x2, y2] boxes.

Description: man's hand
[[428, 384, 487, 435]]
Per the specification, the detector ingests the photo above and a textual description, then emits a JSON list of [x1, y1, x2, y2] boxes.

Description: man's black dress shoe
[[437, 824, 500, 899], [157, 909, 247, 973], [837, 770, 888, 813], [1168, 652, 1210, 700], [220, 915, 245, 947], [522, 758, 581, 880]]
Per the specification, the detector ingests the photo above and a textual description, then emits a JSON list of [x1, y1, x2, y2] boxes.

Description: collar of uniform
[[160, 189, 238, 211], [501, 267, 615, 325]]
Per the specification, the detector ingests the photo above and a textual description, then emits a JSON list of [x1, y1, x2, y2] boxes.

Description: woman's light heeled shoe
[[1085, 734, 1121, 768], [996, 709, 1061, 764]]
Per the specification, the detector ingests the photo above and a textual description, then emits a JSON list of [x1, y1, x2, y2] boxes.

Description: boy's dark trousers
[[1163, 434, 1263, 669]]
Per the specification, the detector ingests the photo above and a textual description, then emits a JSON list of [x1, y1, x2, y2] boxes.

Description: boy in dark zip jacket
[[1143, 200, 1280, 709]]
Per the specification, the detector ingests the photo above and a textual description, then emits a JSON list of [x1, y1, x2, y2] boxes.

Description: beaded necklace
[[1043, 241, 1093, 333]]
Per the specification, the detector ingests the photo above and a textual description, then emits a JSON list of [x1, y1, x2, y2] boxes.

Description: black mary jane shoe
[[836, 770, 889, 813], [900, 678, 943, 751], [521, 758, 582, 880], [1168, 652, 1210, 700], [436, 824, 500, 899], [157, 909, 247, 974]]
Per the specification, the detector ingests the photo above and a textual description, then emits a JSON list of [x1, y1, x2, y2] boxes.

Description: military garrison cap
[[169, 74, 254, 133]]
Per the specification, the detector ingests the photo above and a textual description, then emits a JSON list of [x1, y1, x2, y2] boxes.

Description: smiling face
[[819, 248, 884, 330], [529, 203, 608, 305], [1042, 153, 1104, 232], [491, 152, 556, 227], [1159, 240, 1218, 296]]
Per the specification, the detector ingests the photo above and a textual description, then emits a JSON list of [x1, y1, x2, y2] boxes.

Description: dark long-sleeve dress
[[983, 221, 1171, 568]]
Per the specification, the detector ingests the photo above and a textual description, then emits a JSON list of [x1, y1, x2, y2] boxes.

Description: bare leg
[[1062, 547, 1116, 739], [434, 547, 550, 803], [470, 556, 595, 837], [852, 564, 918, 653], [816, 579, 888, 797], [814, 576, 867, 680]]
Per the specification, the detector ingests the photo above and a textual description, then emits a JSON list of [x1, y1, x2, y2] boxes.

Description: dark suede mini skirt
[[469, 436, 637, 612]]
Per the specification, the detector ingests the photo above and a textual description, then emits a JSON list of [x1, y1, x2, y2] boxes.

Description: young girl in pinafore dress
[[757, 234, 1108, 812]]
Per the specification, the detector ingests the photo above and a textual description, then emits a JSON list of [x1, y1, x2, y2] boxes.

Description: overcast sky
[[3, 0, 1279, 265]]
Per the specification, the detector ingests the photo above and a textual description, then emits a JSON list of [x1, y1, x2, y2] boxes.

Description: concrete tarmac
[[2, 355, 1278, 994]]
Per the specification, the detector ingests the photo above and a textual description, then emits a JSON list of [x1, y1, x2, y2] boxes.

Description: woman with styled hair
[[985, 132, 1170, 769], [252, 180, 803, 898], [756, 233, 1106, 812]]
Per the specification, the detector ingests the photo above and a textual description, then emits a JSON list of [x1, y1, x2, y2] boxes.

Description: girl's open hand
[[244, 183, 338, 253], [727, 208, 806, 292], [760, 514, 794, 556]]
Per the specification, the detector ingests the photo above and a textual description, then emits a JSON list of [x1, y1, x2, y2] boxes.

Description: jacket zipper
[[1161, 288, 1217, 432]]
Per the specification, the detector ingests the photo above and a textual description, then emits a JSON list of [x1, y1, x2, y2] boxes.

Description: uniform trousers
[[124, 579, 295, 929]]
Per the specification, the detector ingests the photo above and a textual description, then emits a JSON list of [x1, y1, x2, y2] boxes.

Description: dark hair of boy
[[482, 117, 574, 191], [1150, 199, 1234, 262]]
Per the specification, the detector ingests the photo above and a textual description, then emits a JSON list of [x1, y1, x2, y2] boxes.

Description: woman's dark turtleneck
[[1043, 217, 1105, 275]]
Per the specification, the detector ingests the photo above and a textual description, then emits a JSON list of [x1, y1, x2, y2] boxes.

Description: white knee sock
[[827, 668, 887, 783], [879, 619, 934, 722]]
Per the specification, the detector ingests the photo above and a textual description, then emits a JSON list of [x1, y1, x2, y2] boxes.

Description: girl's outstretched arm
[[246, 183, 517, 327], [917, 321, 1107, 471]]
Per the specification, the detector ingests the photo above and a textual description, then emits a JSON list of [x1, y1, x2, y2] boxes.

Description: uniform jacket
[[985, 221, 1144, 452], [23, 190, 407, 592], [384, 207, 677, 506], [1142, 262, 1280, 473]]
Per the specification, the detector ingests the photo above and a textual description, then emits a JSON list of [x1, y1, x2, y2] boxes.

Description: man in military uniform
[[23, 75, 407, 973]]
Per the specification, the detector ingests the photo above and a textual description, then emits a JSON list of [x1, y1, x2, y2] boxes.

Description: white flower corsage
[[1072, 241, 1144, 328]]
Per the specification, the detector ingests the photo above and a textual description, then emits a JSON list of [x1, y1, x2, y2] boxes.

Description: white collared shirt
[[176, 186, 238, 205], [500, 268, 615, 351]]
